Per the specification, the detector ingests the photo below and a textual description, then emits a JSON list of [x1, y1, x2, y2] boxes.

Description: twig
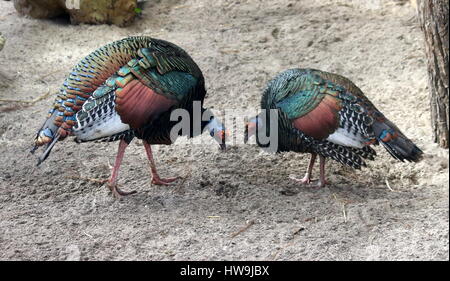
[[292, 227, 305, 236], [271, 227, 305, 260], [219, 48, 240, 54], [65, 175, 108, 184], [37, 69, 61, 81], [230, 220, 255, 238], [173, 4, 188, 9], [385, 178, 394, 192], [342, 204, 347, 223]]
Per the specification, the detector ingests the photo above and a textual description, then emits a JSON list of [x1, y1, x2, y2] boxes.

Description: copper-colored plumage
[[115, 79, 177, 129], [292, 95, 341, 140]]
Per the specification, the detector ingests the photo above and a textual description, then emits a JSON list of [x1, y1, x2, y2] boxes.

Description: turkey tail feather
[[36, 132, 60, 166], [374, 119, 423, 162], [32, 110, 61, 165]]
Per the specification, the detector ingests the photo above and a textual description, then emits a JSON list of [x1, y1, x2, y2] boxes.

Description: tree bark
[[417, 0, 449, 148]]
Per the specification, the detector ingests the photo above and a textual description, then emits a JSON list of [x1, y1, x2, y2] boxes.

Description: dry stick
[[173, 4, 188, 9], [271, 227, 305, 260], [65, 175, 108, 184], [38, 69, 61, 80], [385, 178, 395, 191], [342, 204, 347, 223], [230, 220, 255, 238], [292, 227, 305, 236], [219, 48, 239, 54]]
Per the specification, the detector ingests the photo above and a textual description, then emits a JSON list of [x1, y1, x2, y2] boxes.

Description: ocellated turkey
[[31, 36, 226, 197], [245, 68, 423, 187]]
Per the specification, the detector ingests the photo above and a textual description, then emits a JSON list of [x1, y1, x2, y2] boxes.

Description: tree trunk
[[417, 0, 449, 148]]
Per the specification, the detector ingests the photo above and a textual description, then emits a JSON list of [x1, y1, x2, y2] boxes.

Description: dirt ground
[[0, 0, 448, 261]]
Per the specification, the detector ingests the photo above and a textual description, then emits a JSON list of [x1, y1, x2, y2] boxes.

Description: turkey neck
[[253, 110, 304, 153]]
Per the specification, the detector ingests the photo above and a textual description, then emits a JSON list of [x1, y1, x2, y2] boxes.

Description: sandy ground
[[0, 0, 448, 261]]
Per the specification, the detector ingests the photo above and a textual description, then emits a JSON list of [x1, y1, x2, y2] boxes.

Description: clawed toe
[[289, 175, 328, 188], [289, 175, 312, 185], [107, 183, 137, 198], [151, 176, 179, 186]]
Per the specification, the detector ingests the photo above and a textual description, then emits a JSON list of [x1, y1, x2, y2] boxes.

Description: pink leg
[[315, 156, 329, 188], [290, 153, 317, 184], [143, 141, 179, 185], [108, 139, 137, 197]]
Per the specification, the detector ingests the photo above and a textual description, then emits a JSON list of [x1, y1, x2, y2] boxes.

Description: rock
[[13, 0, 65, 19], [69, 0, 138, 27], [13, 0, 138, 27]]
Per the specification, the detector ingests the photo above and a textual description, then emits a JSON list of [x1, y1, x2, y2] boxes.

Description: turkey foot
[[108, 182, 137, 198], [151, 176, 179, 186], [290, 154, 329, 187], [290, 154, 316, 185], [289, 174, 312, 184], [289, 176, 328, 187], [107, 139, 136, 198], [144, 141, 179, 186]]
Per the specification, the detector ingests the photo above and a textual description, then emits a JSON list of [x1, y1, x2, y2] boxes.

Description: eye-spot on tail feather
[[374, 119, 423, 163], [380, 138, 423, 162], [36, 132, 60, 166]]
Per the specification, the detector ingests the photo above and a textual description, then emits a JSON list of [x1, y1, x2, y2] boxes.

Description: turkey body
[[246, 68, 423, 187], [32, 36, 226, 197]]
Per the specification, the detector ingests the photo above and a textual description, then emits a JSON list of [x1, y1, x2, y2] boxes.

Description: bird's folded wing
[[275, 74, 342, 140]]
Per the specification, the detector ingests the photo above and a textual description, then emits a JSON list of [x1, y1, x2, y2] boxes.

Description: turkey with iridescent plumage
[[245, 68, 423, 187], [31, 36, 226, 197]]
